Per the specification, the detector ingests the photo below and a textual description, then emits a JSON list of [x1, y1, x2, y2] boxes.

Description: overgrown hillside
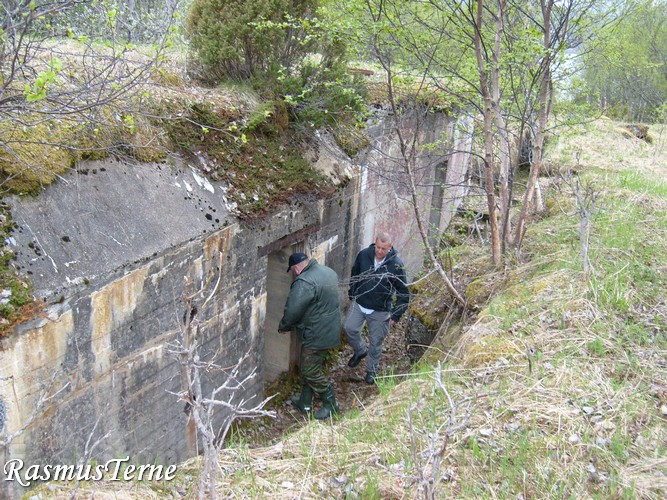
[[34, 118, 667, 499]]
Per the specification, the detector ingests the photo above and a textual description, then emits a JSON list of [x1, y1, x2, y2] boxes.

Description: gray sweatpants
[[343, 301, 391, 374]]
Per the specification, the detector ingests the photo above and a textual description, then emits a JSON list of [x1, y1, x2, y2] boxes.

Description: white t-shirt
[[357, 257, 386, 314]]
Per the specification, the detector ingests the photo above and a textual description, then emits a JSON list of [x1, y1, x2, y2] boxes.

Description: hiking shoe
[[348, 350, 367, 367]]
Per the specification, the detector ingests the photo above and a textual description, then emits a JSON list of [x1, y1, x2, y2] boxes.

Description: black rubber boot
[[348, 350, 367, 367], [290, 385, 313, 414], [314, 386, 339, 420]]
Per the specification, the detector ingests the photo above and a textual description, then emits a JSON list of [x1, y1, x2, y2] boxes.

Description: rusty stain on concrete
[[0, 308, 72, 432], [90, 267, 148, 376]]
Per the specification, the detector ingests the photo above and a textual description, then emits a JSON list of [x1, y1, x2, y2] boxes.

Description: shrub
[[186, 0, 367, 128], [186, 0, 321, 82]]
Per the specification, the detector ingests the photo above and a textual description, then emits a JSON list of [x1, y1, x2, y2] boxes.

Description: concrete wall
[[0, 111, 471, 497], [356, 110, 474, 274]]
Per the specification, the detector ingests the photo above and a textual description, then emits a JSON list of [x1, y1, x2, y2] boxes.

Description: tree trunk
[[513, 0, 553, 252], [475, 0, 502, 267], [378, 58, 466, 306], [491, 1, 512, 252]]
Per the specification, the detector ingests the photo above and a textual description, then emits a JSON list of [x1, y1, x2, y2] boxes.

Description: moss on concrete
[[159, 99, 331, 219], [0, 202, 35, 337]]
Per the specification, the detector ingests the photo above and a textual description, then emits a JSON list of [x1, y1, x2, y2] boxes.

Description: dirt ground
[[236, 319, 414, 447]]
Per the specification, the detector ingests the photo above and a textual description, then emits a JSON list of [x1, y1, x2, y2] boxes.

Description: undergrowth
[[158, 98, 333, 219]]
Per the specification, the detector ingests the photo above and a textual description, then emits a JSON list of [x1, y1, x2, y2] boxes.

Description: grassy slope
[[33, 118, 667, 499]]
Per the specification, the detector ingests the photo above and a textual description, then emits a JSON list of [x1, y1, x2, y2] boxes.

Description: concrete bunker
[[0, 110, 474, 500]]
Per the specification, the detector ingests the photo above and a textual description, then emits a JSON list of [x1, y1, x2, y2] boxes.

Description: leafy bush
[[187, 0, 321, 82], [263, 59, 368, 128], [186, 0, 367, 128]]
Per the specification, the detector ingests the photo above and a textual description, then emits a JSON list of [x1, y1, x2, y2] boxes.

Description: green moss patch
[[0, 121, 77, 195], [160, 100, 332, 219], [0, 201, 36, 336]]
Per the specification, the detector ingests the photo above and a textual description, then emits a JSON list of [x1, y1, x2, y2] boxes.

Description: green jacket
[[278, 259, 341, 350]]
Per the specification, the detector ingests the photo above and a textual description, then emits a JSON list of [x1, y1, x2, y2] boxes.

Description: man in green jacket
[[278, 252, 341, 419]]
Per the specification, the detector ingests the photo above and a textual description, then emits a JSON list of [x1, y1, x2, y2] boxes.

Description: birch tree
[[511, 0, 618, 251], [472, 0, 505, 265], [326, 0, 467, 304], [343, 0, 619, 262]]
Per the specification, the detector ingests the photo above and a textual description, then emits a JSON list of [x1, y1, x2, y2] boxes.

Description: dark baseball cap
[[286, 252, 308, 272]]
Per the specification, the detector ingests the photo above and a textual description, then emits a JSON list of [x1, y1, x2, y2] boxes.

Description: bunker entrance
[[263, 245, 302, 384]]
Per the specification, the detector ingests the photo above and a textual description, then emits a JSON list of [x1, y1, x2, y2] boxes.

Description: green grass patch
[[618, 170, 667, 196]]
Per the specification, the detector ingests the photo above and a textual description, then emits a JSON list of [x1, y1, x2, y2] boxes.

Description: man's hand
[[389, 319, 396, 326]]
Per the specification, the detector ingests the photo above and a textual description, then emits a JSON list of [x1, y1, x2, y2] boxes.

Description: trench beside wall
[[0, 111, 471, 498]]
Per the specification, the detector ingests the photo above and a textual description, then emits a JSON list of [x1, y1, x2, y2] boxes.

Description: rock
[[405, 315, 435, 363]]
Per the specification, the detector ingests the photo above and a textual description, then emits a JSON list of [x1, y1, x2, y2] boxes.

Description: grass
[[30, 120, 667, 499]]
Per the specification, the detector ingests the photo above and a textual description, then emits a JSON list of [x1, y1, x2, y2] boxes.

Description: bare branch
[[0, 371, 70, 448], [167, 251, 276, 499]]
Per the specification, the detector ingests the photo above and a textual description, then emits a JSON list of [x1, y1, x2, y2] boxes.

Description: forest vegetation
[[1, 0, 666, 498]]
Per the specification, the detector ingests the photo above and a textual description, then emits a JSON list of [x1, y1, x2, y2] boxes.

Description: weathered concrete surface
[[0, 111, 471, 498], [8, 159, 229, 301]]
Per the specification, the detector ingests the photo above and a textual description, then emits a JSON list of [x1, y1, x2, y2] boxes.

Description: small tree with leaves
[[186, 0, 366, 128]]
